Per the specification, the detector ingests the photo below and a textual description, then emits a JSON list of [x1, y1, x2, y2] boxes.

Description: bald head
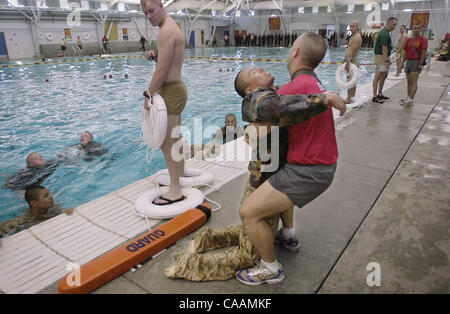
[[350, 20, 359, 34], [140, 0, 160, 8], [288, 33, 327, 74]]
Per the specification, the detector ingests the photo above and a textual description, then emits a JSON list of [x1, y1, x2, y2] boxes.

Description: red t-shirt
[[277, 72, 338, 165], [403, 36, 428, 60]]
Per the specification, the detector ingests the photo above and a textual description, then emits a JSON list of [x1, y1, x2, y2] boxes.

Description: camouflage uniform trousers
[[164, 180, 280, 281]]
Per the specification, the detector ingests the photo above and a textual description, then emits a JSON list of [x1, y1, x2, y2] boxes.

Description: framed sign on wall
[[269, 17, 281, 30], [410, 12, 429, 29]]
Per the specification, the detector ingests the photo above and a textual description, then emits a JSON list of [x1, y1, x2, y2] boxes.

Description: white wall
[[0, 0, 447, 59], [1, 20, 35, 59]]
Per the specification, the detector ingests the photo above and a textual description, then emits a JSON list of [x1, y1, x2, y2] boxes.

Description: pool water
[[0, 47, 381, 222]]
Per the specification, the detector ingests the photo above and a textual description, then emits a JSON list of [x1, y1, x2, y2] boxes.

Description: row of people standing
[[233, 33, 299, 47], [371, 17, 428, 107], [327, 31, 376, 49], [345, 32, 376, 48]]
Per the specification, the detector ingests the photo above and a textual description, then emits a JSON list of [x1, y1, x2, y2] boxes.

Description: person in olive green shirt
[[372, 17, 398, 103]]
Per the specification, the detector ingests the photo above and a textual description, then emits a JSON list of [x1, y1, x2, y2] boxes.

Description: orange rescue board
[[58, 204, 211, 294]]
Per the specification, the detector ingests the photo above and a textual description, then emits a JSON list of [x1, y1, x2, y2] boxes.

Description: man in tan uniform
[[141, 0, 187, 205], [395, 25, 408, 77]]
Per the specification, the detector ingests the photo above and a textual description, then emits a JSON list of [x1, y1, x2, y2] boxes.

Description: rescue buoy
[[38, 32, 44, 39], [130, 32, 137, 39], [135, 187, 204, 219], [335, 62, 360, 90], [154, 168, 214, 187], [83, 32, 90, 40], [46, 33, 54, 41], [58, 203, 211, 294], [389, 51, 398, 63], [141, 93, 167, 163]]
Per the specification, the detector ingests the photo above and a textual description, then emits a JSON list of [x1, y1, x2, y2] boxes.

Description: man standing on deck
[[399, 23, 428, 106], [371, 17, 398, 104], [394, 25, 408, 77], [141, 0, 188, 205], [344, 20, 362, 104]]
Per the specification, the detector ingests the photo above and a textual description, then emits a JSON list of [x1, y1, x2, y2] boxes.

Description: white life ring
[[46, 32, 54, 41], [38, 32, 45, 39], [83, 32, 90, 40], [135, 187, 204, 219], [130, 32, 137, 39], [389, 51, 399, 63], [142, 93, 167, 163], [335, 62, 360, 90], [154, 168, 214, 187]]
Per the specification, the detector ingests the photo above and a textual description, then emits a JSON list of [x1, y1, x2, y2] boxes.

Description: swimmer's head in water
[[80, 131, 93, 146], [234, 68, 275, 98], [26, 152, 46, 168], [287, 32, 327, 75], [25, 185, 54, 209], [225, 113, 237, 128], [141, 0, 165, 27]]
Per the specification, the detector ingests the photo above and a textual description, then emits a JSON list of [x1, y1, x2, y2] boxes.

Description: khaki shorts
[[375, 54, 389, 73], [158, 80, 187, 115]]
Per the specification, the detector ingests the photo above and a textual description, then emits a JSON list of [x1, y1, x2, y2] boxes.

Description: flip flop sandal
[[379, 95, 390, 100], [152, 195, 186, 206], [372, 97, 384, 103]]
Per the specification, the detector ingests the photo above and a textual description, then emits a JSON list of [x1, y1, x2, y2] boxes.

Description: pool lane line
[[0, 54, 376, 69], [186, 56, 376, 66]]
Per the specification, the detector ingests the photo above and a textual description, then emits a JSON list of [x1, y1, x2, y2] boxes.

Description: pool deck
[[1, 60, 449, 294]]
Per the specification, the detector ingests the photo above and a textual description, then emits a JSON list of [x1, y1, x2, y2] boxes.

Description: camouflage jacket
[[242, 87, 328, 127], [242, 87, 328, 188]]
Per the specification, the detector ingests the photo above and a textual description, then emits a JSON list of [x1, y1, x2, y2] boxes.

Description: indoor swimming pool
[[0, 47, 384, 221]]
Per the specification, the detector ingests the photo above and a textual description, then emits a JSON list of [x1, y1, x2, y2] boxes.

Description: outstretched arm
[[242, 88, 345, 127]]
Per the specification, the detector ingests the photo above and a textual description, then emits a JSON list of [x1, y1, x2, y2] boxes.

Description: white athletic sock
[[281, 227, 295, 240], [261, 259, 280, 272]]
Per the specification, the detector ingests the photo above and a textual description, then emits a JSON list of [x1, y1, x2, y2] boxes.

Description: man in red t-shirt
[[236, 33, 339, 286], [400, 23, 428, 106]]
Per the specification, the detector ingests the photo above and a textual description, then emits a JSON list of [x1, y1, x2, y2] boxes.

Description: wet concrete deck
[[39, 60, 449, 294]]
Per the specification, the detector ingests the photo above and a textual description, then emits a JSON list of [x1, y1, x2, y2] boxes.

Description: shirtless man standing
[[344, 20, 362, 104], [394, 25, 408, 76], [141, 0, 188, 205]]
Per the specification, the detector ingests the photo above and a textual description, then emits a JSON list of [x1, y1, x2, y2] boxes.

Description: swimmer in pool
[[58, 131, 107, 162], [0, 185, 73, 238], [3, 153, 58, 191]]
